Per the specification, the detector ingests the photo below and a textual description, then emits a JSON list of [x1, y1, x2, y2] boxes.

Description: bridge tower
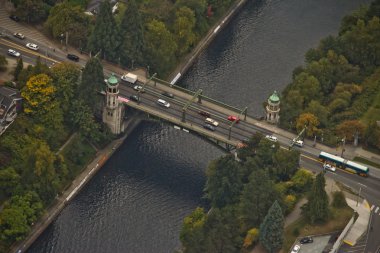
[[102, 73, 124, 134], [266, 90, 280, 124]]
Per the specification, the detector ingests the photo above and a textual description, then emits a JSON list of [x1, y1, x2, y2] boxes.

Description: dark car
[[300, 236, 313, 244], [162, 91, 174, 98], [10, 15, 20, 22], [203, 124, 215, 131], [67, 54, 79, 62], [199, 110, 211, 117], [129, 95, 139, 102]]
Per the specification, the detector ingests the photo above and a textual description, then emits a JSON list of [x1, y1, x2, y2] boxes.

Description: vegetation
[[280, 0, 380, 150], [0, 58, 112, 251], [259, 201, 284, 253]]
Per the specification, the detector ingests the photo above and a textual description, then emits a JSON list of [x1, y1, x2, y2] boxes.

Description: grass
[[283, 206, 353, 252], [353, 156, 380, 169]]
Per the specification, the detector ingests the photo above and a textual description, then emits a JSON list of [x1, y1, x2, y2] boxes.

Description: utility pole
[[340, 136, 346, 157]]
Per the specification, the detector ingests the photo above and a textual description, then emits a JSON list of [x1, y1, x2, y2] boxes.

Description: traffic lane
[[366, 213, 380, 252]]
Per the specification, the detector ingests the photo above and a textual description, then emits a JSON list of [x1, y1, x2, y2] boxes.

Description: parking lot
[[290, 235, 334, 253]]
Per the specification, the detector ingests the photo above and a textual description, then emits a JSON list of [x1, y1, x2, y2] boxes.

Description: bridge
[[105, 73, 273, 150]]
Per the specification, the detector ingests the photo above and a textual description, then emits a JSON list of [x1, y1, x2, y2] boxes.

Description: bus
[[318, 151, 369, 177]]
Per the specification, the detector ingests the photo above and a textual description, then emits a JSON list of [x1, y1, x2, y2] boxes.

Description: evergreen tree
[[302, 172, 329, 224], [87, 1, 122, 62], [79, 57, 105, 112], [14, 57, 23, 81], [120, 0, 144, 68], [259, 200, 284, 253]]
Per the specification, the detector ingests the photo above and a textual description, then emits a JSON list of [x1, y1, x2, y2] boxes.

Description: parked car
[[157, 99, 170, 108], [199, 110, 211, 117], [7, 49, 20, 57], [227, 115, 240, 123], [203, 124, 215, 131], [161, 91, 174, 98], [265, 135, 278, 142], [205, 118, 219, 127], [300, 236, 313, 244], [67, 54, 79, 61], [323, 163, 336, 172], [291, 244, 300, 253], [13, 32, 25, 39], [9, 15, 20, 22], [129, 95, 139, 102], [26, 43, 39, 51], [133, 85, 144, 93]]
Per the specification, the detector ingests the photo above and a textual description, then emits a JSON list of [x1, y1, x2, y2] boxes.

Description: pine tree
[[120, 0, 144, 68], [14, 57, 23, 81], [87, 1, 121, 62], [303, 172, 329, 224], [259, 200, 284, 253]]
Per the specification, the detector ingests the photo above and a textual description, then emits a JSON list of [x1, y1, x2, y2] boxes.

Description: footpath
[[9, 117, 142, 253]]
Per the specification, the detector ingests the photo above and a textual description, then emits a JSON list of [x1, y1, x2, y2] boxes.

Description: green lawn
[[283, 206, 353, 252], [353, 156, 380, 169]]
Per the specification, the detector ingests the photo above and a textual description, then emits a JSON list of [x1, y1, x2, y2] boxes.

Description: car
[[205, 118, 219, 127], [300, 236, 313, 244], [265, 135, 278, 142], [291, 244, 300, 253], [67, 54, 79, 61], [133, 85, 144, 92], [26, 43, 39, 51], [323, 163, 336, 172], [129, 95, 139, 102], [13, 32, 25, 39], [7, 49, 20, 57], [199, 110, 211, 117], [292, 138, 304, 147], [203, 124, 215, 131], [162, 91, 174, 98], [9, 15, 20, 22], [157, 99, 170, 108], [227, 115, 240, 123]]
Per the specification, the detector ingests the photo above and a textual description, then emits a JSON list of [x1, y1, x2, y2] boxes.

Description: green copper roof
[[107, 73, 118, 86], [269, 90, 280, 103]]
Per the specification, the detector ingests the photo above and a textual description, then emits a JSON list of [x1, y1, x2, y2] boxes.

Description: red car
[[227, 115, 240, 123]]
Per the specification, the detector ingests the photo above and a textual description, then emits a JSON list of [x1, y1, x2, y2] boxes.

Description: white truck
[[121, 73, 138, 84]]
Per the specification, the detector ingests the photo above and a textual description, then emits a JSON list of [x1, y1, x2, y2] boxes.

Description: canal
[[28, 0, 371, 252]]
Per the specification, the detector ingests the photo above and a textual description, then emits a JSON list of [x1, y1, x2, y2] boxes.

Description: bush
[[243, 228, 259, 249], [332, 191, 348, 208]]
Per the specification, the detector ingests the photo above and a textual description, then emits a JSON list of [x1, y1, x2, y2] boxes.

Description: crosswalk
[[370, 204, 380, 215]]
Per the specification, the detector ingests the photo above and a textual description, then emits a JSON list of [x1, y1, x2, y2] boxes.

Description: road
[[1, 30, 380, 253]]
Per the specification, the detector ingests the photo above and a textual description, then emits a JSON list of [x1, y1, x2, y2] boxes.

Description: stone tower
[[102, 73, 124, 134], [266, 90, 280, 124]]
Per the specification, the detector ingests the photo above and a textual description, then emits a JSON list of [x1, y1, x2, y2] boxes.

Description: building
[[266, 90, 280, 124], [0, 86, 22, 135], [102, 74, 124, 134]]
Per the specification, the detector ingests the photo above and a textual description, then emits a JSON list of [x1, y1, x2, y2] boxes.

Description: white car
[[157, 99, 170, 108], [205, 118, 219, 127], [26, 43, 39, 51], [265, 135, 278, 142], [133, 85, 144, 92], [291, 244, 300, 253], [292, 138, 303, 147], [7, 49, 20, 57], [323, 163, 336, 172]]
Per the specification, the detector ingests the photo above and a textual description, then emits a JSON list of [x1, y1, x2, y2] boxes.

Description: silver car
[[7, 49, 20, 57]]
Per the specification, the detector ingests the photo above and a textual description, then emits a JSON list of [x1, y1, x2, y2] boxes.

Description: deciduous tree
[[296, 112, 320, 137], [173, 7, 197, 55], [336, 120, 365, 142], [14, 57, 23, 81], [180, 207, 207, 253]]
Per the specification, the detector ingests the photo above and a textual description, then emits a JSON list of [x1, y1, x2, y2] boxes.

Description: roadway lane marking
[[375, 206, 379, 213], [371, 205, 375, 211]]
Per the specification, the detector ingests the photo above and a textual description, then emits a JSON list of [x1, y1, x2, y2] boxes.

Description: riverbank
[[9, 117, 143, 253]]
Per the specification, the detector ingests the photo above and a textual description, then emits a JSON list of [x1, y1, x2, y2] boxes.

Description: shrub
[[243, 228, 259, 249], [332, 191, 348, 208]]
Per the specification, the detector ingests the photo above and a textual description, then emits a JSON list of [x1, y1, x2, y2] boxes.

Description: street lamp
[[356, 183, 367, 208]]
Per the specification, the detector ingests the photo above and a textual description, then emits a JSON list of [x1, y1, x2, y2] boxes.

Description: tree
[[305, 100, 329, 128], [273, 149, 300, 181], [120, 0, 145, 67], [205, 155, 243, 208], [14, 0, 47, 23], [332, 191, 348, 208], [336, 120, 365, 142], [79, 57, 105, 112], [240, 170, 280, 231], [180, 207, 207, 253], [45, 2, 91, 48], [144, 19, 178, 75], [259, 200, 284, 253], [14, 57, 23, 81], [87, 1, 122, 61], [0, 55, 8, 70], [175, 0, 208, 35], [69, 99, 100, 141], [173, 7, 197, 55], [292, 72, 321, 106], [296, 112, 320, 137], [289, 169, 314, 194], [243, 228, 259, 249], [363, 121, 380, 149], [0, 167, 20, 196], [302, 173, 329, 224]]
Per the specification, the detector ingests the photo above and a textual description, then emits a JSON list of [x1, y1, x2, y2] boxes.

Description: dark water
[[28, 0, 371, 252]]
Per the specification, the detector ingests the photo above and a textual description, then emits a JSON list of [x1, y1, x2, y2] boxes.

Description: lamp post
[[356, 183, 367, 208]]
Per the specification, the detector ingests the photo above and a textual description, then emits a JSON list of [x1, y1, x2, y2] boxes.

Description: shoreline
[[9, 117, 142, 253]]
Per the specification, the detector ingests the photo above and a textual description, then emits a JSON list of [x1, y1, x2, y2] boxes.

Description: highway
[[1, 32, 380, 252]]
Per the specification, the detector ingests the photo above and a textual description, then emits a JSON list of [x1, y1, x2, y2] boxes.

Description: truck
[[121, 73, 138, 84]]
